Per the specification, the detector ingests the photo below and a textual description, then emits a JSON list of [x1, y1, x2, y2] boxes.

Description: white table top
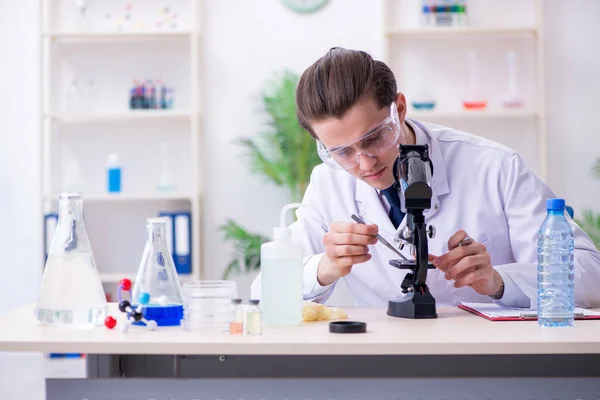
[[1, 303, 599, 356]]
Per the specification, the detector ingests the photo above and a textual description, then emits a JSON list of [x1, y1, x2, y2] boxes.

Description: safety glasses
[[316, 103, 401, 170]]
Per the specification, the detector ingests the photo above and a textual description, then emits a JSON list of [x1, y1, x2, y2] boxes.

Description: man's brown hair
[[296, 47, 397, 138]]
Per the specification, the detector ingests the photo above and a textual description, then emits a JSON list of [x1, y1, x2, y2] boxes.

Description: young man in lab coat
[[251, 47, 600, 309]]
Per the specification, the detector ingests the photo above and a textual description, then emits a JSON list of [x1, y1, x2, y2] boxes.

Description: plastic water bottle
[[537, 198, 575, 327]]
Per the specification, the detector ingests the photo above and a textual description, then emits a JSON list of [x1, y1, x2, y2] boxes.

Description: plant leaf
[[235, 70, 321, 201], [222, 259, 241, 280], [575, 209, 600, 249], [238, 138, 286, 187], [593, 158, 600, 179], [219, 219, 269, 276]]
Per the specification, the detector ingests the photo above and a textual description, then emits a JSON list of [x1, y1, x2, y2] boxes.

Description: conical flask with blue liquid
[[132, 217, 184, 326]]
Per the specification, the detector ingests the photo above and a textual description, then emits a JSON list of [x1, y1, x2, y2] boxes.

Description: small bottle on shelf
[[129, 80, 138, 110], [166, 87, 175, 109], [229, 298, 243, 335], [246, 300, 262, 335], [140, 82, 148, 109], [435, 0, 454, 27], [107, 153, 122, 193], [420, 0, 435, 27]]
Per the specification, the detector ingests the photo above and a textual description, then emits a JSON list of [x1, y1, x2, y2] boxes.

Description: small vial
[[246, 299, 262, 335], [229, 298, 243, 335]]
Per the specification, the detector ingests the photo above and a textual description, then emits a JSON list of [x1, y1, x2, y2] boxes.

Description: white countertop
[[1, 303, 599, 356]]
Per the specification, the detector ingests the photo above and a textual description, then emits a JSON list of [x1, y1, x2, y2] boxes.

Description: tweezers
[[351, 214, 408, 261]]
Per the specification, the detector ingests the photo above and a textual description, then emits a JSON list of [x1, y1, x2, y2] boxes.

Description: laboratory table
[[1, 303, 600, 400]]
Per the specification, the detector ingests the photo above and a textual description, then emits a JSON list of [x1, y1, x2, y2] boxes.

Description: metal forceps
[[351, 214, 408, 261], [458, 236, 472, 247]]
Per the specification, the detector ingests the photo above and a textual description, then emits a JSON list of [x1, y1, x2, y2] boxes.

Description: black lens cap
[[329, 321, 367, 334]]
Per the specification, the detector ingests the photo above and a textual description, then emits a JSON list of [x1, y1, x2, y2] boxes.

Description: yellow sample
[[302, 301, 348, 322]]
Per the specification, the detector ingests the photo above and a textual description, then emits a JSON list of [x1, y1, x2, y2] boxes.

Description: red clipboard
[[458, 304, 600, 321]]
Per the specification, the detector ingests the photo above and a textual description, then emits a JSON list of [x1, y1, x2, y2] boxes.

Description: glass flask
[[462, 50, 487, 110], [36, 193, 107, 327], [132, 217, 184, 326], [411, 89, 436, 111]]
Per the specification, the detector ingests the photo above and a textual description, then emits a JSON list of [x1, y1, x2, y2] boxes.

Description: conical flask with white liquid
[[502, 49, 524, 108], [36, 193, 107, 327], [131, 217, 184, 326]]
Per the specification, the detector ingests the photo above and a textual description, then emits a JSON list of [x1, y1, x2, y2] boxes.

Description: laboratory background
[[1, 0, 599, 399]]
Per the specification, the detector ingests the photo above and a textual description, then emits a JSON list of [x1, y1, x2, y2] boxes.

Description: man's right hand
[[317, 221, 379, 286]]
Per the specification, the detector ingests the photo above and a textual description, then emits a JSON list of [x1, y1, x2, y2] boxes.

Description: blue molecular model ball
[[137, 292, 151, 306]]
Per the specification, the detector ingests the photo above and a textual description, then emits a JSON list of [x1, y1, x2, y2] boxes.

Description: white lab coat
[[251, 119, 600, 308]]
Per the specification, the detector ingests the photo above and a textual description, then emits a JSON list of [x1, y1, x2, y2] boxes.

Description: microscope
[[387, 144, 438, 319]]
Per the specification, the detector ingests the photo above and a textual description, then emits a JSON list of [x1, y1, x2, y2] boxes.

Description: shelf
[[44, 31, 193, 41], [43, 193, 195, 202], [409, 109, 538, 120], [386, 27, 538, 38], [99, 272, 193, 283], [41, 2, 203, 286], [45, 110, 192, 123]]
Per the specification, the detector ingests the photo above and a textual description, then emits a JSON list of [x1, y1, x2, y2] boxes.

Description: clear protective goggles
[[316, 103, 401, 170]]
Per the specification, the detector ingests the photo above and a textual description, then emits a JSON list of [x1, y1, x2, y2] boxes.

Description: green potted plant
[[575, 158, 600, 248], [220, 70, 321, 279]]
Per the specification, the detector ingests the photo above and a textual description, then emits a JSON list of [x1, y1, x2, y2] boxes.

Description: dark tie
[[382, 185, 405, 229]]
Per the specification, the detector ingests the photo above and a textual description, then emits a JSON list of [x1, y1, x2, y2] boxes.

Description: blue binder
[[158, 211, 175, 256], [43, 213, 58, 261], [158, 211, 191, 274]]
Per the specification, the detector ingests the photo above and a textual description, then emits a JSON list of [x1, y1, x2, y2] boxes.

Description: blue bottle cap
[[546, 198, 566, 210]]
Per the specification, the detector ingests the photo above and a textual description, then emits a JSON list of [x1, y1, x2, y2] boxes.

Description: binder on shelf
[[158, 211, 174, 256], [49, 353, 84, 359], [158, 211, 191, 274], [44, 213, 58, 262]]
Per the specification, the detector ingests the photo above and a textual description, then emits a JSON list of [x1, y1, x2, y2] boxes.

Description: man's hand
[[317, 221, 378, 286], [432, 230, 504, 297]]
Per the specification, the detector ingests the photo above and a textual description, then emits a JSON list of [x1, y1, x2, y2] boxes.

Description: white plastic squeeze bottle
[[260, 203, 304, 327]]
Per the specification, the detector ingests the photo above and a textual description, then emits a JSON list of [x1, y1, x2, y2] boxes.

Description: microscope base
[[387, 291, 437, 319]]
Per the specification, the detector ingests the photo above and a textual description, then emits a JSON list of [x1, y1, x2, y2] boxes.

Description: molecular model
[[104, 278, 159, 333]]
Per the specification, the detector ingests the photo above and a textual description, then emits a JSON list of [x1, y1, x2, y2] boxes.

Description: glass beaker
[[36, 193, 107, 327], [132, 217, 184, 326], [182, 281, 237, 333]]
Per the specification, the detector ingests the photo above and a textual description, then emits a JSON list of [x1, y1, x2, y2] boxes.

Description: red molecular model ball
[[119, 278, 132, 291], [104, 316, 117, 329]]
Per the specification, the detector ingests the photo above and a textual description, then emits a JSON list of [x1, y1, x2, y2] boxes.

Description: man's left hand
[[432, 230, 503, 297]]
